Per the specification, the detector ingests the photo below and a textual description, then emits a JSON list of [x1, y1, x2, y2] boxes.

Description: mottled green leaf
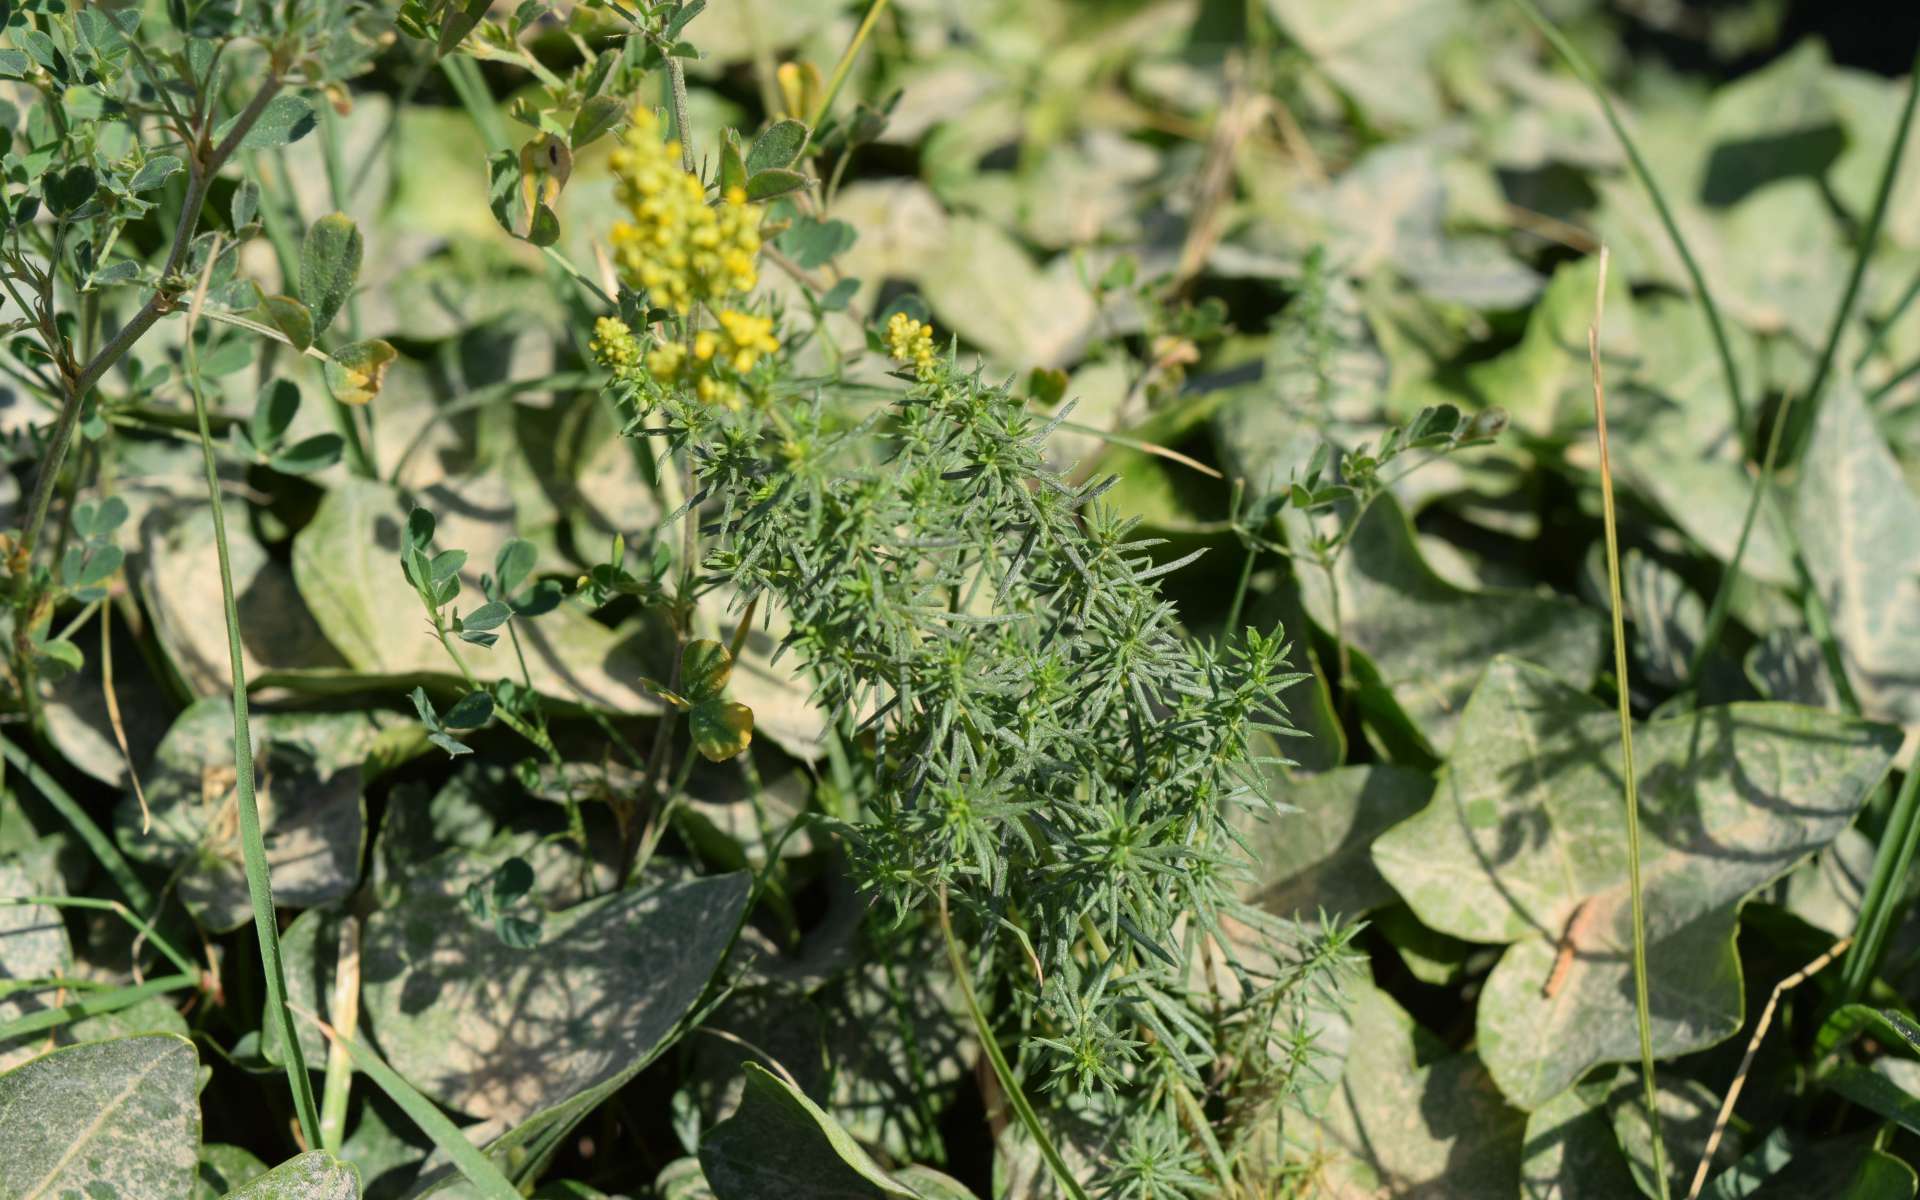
[[1373, 658, 1897, 1108], [1294, 493, 1604, 754], [1791, 379, 1920, 735], [1239, 765, 1430, 919], [1518, 1079, 1636, 1200], [224, 1152, 361, 1199], [0, 1034, 199, 1200], [1262, 0, 1466, 131], [113, 699, 390, 932], [746, 120, 808, 174], [300, 213, 363, 337], [1283, 982, 1524, 1194], [232, 94, 317, 149], [360, 870, 749, 1126], [0, 859, 72, 1069], [700, 1062, 918, 1199], [257, 293, 314, 353]]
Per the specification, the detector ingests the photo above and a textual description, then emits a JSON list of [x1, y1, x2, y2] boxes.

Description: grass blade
[[1783, 42, 1920, 461], [1684, 390, 1794, 693], [1589, 246, 1670, 1200], [937, 888, 1090, 1200], [296, 1005, 522, 1200], [184, 248, 322, 1148], [0, 735, 152, 912], [1512, 0, 1746, 448], [1841, 763, 1920, 1000], [0, 973, 196, 1043]]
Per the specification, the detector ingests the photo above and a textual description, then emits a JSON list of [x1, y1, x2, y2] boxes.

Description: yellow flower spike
[[885, 312, 938, 379], [590, 316, 642, 377], [605, 103, 766, 314], [717, 309, 779, 374]]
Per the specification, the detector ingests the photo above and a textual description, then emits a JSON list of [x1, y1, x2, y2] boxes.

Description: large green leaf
[[360, 870, 750, 1126], [918, 216, 1095, 368], [1262, 0, 1467, 132], [138, 501, 352, 698], [113, 699, 399, 932], [1791, 379, 1920, 734], [1373, 657, 1897, 1108], [0, 1034, 200, 1200], [0, 857, 72, 1068], [1284, 981, 1524, 1195], [289, 478, 662, 714], [1294, 494, 1604, 754], [1239, 764, 1430, 918], [225, 1152, 361, 1199], [699, 1062, 920, 1199], [1518, 1080, 1636, 1200]]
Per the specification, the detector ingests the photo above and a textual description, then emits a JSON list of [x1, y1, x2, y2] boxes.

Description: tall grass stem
[[1512, 0, 1746, 449], [1589, 246, 1670, 1200]]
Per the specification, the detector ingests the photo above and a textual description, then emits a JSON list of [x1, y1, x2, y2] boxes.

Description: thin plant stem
[[1841, 764, 1920, 1000], [441, 54, 509, 154], [802, 0, 895, 153], [1869, 353, 1920, 405], [0, 895, 195, 978], [0, 734, 151, 912], [1856, 261, 1920, 372], [1782, 42, 1920, 462], [1589, 246, 1669, 1200], [296, 1005, 521, 1200], [666, 56, 695, 174], [0, 973, 197, 1043], [18, 69, 285, 567], [318, 917, 362, 1152], [1684, 390, 1796, 692], [1511, 0, 1746, 448], [1686, 938, 1850, 1200], [937, 887, 1090, 1200], [184, 248, 323, 1149]]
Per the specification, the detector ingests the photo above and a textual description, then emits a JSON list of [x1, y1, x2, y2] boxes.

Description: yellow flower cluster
[[886, 312, 938, 379], [590, 316, 643, 378], [607, 108, 762, 314]]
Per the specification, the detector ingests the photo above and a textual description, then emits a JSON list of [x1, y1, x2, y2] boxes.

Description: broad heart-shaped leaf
[[1373, 658, 1898, 1109], [360, 869, 750, 1126], [113, 699, 399, 933], [1792, 379, 1920, 736], [700, 1063, 919, 1199], [1237, 764, 1431, 919], [1283, 981, 1523, 1195], [224, 1151, 361, 1199], [300, 212, 364, 337], [0, 1034, 200, 1200], [1294, 492, 1605, 755]]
